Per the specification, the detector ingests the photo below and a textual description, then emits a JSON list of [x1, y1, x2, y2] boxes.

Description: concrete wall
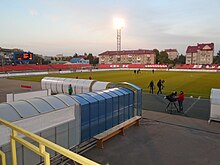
[[6, 89, 51, 103]]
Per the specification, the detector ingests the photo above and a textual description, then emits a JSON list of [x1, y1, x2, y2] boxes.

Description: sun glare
[[113, 18, 125, 29]]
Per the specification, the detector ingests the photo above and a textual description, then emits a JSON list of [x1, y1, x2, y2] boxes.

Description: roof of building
[[50, 60, 67, 64], [99, 49, 155, 56], [186, 46, 198, 53], [0, 47, 23, 53], [186, 43, 214, 53], [165, 49, 178, 52], [197, 43, 214, 50], [70, 58, 82, 63]]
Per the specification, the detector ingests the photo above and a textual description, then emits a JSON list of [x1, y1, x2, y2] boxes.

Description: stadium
[[1, 1, 220, 164], [1, 65, 220, 164]]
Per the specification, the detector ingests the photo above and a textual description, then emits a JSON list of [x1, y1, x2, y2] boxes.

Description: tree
[[213, 50, 220, 64], [86, 53, 94, 64], [32, 54, 44, 64], [158, 51, 171, 64], [176, 54, 186, 64], [93, 57, 99, 65], [153, 49, 160, 64], [73, 53, 78, 58], [84, 53, 99, 65]]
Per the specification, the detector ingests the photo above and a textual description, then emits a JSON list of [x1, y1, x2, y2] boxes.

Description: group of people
[[148, 79, 165, 94], [166, 91, 185, 112], [148, 80, 185, 112], [134, 69, 141, 74], [75, 76, 92, 80]]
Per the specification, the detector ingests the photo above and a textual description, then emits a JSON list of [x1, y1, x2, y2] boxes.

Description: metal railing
[[0, 118, 99, 165], [0, 150, 6, 165]]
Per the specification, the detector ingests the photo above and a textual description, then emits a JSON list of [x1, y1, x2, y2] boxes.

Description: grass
[[8, 70, 220, 99]]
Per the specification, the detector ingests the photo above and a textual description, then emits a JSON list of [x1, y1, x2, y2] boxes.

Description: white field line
[[184, 96, 201, 114]]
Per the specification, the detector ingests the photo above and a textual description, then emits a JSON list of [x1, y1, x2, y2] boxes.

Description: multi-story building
[[165, 49, 179, 60], [99, 49, 156, 64], [0, 47, 22, 65], [186, 43, 214, 64]]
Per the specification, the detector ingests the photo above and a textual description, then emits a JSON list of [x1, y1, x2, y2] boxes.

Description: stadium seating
[[50, 64, 71, 70], [98, 64, 168, 69], [176, 64, 220, 70], [205, 64, 219, 69], [176, 64, 194, 69], [192, 65, 202, 69], [144, 64, 168, 68], [28, 65, 53, 70], [68, 64, 91, 69], [0, 66, 12, 72], [0, 63, 219, 73], [5, 65, 33, 71]]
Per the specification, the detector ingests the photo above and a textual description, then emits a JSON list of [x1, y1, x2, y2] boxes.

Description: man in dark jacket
[[157, 80, 162, 94], [148, 80, 154, 94]]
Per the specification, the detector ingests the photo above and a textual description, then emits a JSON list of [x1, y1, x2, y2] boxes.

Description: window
[[128, 58, 132, 62]]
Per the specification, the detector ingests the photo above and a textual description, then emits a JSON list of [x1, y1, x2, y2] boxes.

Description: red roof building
[[186, 43, 214, 64], [99, 49, 156, 64]]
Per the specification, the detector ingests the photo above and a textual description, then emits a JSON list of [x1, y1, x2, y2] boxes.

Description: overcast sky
[[0, 0, 219, 56]]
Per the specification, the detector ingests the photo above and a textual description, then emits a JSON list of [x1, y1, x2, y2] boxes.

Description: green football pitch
[[9, 70, 220, 98]]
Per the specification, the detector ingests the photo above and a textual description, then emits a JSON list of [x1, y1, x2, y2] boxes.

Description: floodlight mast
[[113, 18, 125, 51], [117, 29, 121, 51]]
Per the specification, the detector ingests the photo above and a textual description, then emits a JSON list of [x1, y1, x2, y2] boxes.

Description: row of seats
[[98, 64, 168, 69], [1, 64, 220, 72], [176, 64, 220, 69], [0, 64, 91, 72]]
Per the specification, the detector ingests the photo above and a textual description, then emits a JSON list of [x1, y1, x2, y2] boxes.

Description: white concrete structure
[[209, 88, 220, 123]]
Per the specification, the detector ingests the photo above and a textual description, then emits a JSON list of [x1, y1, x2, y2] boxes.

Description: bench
[[94, 116, 141, 148]]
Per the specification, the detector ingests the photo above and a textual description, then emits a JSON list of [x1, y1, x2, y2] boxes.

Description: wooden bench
[[94, 116, 141, 148]]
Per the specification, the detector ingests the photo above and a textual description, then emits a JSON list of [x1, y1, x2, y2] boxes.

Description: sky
[[0, 0, 220, 56]]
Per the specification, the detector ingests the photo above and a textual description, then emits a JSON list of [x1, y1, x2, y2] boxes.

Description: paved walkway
[[142, 93, 210, 120], [0, 78, 41, 103], [83, 111, 220, 165]]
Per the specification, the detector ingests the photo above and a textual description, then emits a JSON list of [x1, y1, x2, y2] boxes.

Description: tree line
[[213, 51, 220, 64], [153, 49, 185, 65], [33, 53, 99, 65]]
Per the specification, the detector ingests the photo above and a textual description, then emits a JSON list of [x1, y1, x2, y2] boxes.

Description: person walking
[[161, 80, 165, 89], [148, 80, 154, 94], [157, 79, 162, 94], [178, 91, 184, 112], [68, 84, 73, 95]]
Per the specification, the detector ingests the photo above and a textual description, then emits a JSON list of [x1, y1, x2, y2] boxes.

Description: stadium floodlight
[[113, 18, 125, 51], [113, 18, 125, 30]]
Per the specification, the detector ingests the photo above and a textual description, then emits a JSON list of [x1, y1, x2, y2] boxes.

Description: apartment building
[[99, 49, 156, 64], [165, 49, 179, 60], [186, 43, 214, 64]]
